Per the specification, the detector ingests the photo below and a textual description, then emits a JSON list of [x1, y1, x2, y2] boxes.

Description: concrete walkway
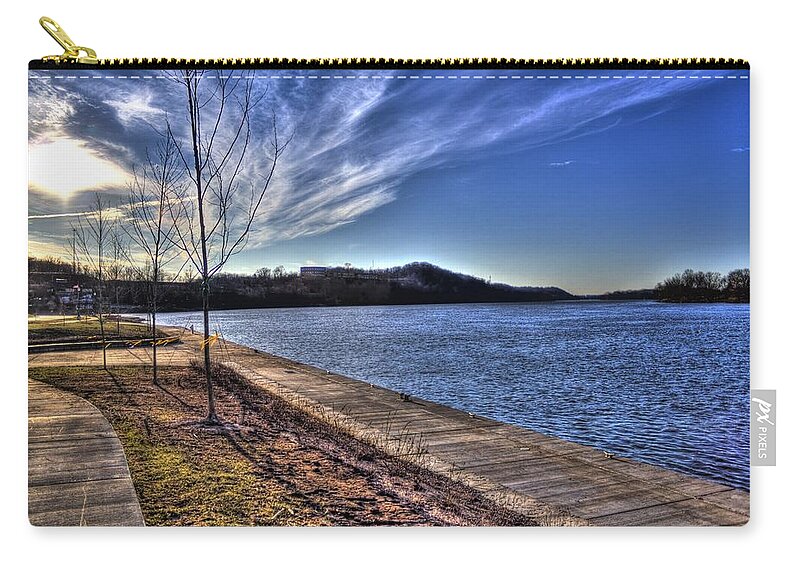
[[29, 329, 749, 526], [28, 379, 145, 526], [223, 345, 749, 526]]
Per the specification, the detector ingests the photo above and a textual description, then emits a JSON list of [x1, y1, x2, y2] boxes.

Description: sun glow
[[28, 137, 129, 199]]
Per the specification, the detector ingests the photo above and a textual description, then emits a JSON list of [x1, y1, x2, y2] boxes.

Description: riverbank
[[28, 320, 749, 525], [28, 362, 539, 526], [149, 302, 750, 491], [27, 319, 551, 526]]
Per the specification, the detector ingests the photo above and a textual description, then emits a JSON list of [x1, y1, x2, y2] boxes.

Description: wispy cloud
[[29, 70, 736, 257], [28, 212, 90, 220]]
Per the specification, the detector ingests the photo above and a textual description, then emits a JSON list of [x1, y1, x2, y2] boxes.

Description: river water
[[151, 301, 749, 489]]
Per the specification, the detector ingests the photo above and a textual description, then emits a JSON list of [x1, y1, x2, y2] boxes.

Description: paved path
[[29, 329, 749, 526], [224, 345, 749, 526], [28, 379, 145, 526]]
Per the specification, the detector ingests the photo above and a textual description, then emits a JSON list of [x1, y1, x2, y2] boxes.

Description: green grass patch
[[28, 317, 161, 343]]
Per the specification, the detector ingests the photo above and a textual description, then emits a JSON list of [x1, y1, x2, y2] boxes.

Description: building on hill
[[300, 266, 329, 278]]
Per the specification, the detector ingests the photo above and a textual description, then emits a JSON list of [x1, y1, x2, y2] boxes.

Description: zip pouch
[[28, 17, 750, 527]]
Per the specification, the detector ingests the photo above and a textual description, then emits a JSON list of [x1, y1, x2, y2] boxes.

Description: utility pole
[[72, 228, 79, 319], [71, 228, 77, 274]]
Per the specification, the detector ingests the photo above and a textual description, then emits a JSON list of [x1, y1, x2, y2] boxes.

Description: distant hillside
[[384, 262, 574, 304], [28, 258, 575, 312], [200, 262, 575, 309]]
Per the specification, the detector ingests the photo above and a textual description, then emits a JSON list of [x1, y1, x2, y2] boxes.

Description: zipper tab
[[39, 16, 98, 64]]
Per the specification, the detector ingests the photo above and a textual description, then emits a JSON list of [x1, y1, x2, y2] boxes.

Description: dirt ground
[[29, 363, 536, 526]]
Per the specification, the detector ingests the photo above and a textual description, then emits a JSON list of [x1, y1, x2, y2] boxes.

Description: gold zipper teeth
[[70, 57, 747, 69]]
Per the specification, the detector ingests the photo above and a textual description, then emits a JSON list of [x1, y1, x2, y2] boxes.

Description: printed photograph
[[28, 67, 749, 526]]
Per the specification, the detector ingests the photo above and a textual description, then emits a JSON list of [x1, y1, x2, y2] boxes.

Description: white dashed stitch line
[[30, 73, 750, 81]]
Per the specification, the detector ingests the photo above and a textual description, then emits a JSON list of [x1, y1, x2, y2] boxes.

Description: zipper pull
[[39, 16, 98, 64]]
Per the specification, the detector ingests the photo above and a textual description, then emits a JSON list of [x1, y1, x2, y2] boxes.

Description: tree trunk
[[98, 277, 107, 370], [202, 279, 217, 423], [151, 290, 158, 385], [99, 304, 107, 370], [116, 283, 120, 336], [186, 73, 218, 425]]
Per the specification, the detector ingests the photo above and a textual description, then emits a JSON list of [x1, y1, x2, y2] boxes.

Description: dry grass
[[29, 364, 539, 526]]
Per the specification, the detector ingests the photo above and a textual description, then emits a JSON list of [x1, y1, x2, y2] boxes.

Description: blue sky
[[28, 69, 749, 294]]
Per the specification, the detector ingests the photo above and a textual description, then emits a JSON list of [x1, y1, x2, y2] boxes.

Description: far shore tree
[[166, 70, 291, 424], [124, 139, 184, 384], [72, 193, 116, 370], [655, 268, 750, 303]]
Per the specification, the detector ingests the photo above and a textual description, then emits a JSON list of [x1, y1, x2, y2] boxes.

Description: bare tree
[[166, 70, 290, 424], [73, 193, 115, 370], [106, 231, 127, 336], [124, 139, 184, 384]]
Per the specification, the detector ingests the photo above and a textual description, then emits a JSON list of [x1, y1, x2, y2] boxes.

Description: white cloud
[[105, 90, 163, 127]]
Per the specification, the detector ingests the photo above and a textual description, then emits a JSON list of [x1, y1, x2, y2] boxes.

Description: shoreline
[[31, 313, 750, 494], [147, 310, 748, 493], [160, 325, 752, 524]]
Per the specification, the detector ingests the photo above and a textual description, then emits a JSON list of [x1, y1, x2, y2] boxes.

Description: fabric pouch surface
[[28, 58, 750, 527]]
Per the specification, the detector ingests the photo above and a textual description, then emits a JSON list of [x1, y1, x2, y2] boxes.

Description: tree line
[[654, 268, 750, 303]]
